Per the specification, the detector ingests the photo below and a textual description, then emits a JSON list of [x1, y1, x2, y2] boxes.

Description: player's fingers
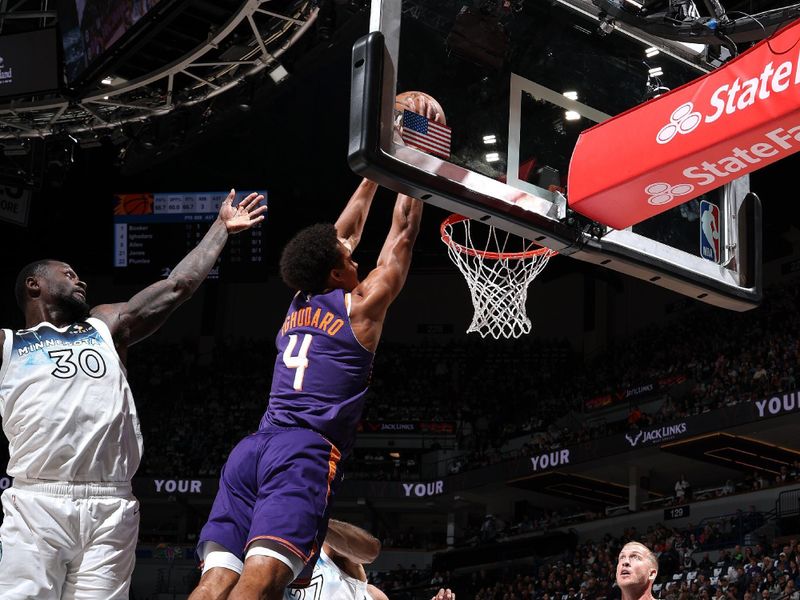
[[224, 188, 236, 205], [241, 193, 262, 211], [249, 204, 268, 219], [424, 101, 437, 122]]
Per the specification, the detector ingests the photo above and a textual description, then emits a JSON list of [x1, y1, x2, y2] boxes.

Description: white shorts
[[0, 480, 140, 600]]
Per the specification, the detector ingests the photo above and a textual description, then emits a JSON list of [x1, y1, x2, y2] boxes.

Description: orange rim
[[440, 214, 558, 260]]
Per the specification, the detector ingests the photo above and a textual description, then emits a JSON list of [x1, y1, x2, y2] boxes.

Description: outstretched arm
[[350, 193, 423, 351], [335, 178, 379, 252], [92, 191, 266, 352]]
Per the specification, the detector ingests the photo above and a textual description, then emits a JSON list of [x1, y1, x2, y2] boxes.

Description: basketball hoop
[[440, 214, 557, 339]]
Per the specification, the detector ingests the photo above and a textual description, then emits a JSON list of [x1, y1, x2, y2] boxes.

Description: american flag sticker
[[401, 110, 452, 159]]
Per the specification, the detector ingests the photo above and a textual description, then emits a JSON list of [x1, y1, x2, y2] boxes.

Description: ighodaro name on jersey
[[280, 306, 346, 337]]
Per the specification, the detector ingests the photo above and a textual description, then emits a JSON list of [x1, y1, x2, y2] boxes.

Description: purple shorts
[[198, 425, 342, 585]]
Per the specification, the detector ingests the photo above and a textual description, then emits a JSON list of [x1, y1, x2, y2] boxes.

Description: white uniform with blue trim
[[285, 549, 371, 600], [0, 318, 142, 600]]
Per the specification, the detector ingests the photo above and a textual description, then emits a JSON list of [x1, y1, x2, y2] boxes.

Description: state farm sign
[[568, 20, 800, 229]]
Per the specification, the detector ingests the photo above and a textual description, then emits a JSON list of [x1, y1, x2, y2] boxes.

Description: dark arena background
[[1, 1, 800, 599]]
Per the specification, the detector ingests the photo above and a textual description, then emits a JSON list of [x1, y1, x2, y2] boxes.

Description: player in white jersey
[[0, 190, 265, 600], [287, 520, 455, 600], [202, 518, 455, 600], [287, 545, 455, 600]]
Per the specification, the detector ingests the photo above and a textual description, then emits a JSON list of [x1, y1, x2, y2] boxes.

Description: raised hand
[[431, 588, 455, 600], [395, 91, 447, 125], [219, 190, 267, 234]]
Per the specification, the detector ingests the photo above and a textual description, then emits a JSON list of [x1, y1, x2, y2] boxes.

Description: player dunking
[[190, 92, 442, 599], [189, 177, 425, 600], [0, 191, 265, 600]]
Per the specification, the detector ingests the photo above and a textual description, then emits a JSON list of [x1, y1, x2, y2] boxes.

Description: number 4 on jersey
[[283, 334, 313, 391]]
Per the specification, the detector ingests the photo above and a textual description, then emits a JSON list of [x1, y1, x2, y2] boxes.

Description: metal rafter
[[0, 0, 317, 140]]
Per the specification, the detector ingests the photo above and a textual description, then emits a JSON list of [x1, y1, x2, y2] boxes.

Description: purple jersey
[[261, 289, 373, 456]]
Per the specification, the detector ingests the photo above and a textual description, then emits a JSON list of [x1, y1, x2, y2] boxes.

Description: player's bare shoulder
[[346, 286, 385, 353]]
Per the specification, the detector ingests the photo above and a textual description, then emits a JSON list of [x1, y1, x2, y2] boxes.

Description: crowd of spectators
[[369, 515, 794, 600], [461, 534, 800, 600], [71, 276, 799, 482]]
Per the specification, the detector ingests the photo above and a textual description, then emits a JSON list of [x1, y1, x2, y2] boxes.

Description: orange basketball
[[395, 91, 447, 125], [114, 193, 154, 216]]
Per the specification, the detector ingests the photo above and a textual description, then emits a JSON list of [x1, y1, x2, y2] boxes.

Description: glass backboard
[[349, 0, 761, 310]]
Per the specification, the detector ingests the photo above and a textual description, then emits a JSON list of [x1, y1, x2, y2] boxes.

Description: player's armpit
[[91, 276, 196, 351], [348, 275, 394, 351]]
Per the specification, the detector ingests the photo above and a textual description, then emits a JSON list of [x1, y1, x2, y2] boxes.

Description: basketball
[[395, 91, 447, 125], [114, 193, 154, 216]]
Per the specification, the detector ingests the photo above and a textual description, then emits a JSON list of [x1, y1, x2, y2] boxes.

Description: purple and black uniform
[[198, 289, 373, 583]]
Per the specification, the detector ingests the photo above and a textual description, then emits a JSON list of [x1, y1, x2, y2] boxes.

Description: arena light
[[565, 110, 581, 121], [483, 134, 497, 144], [268, 64, 289, 84], [485, 152, 500, 162], [645, 47, 660, 58], [101, 76, 113, 85], [649, 67, 664, 77], [563, 91, 578, 100]]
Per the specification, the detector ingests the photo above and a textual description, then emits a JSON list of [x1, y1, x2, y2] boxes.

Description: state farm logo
[[645, 182, 694, 205], [656, 49, 800, 148], [656, 103, 703, 144]]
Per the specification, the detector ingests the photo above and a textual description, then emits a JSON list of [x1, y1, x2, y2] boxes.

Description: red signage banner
[[568, 19, 800, 229]]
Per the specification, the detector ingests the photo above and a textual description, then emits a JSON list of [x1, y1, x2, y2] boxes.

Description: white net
[[441, 215, 556, 339]]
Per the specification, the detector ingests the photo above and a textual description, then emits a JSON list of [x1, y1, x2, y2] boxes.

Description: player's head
[[15, 259, 89, 320], [616, 542, 658, 594], [280, 224, 359, 293]]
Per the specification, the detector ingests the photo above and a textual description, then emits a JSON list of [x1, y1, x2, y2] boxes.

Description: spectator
[[675, 474, 690, 504]]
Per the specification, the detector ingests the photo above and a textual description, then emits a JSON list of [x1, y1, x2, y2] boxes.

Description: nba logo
[[699, 200, 720, 263]]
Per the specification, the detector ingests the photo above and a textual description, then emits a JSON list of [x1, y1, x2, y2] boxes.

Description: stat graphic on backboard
[[700, 200, 721, 263]]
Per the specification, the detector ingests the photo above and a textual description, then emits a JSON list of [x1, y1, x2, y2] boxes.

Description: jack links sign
[[464, 387, 800, 487]]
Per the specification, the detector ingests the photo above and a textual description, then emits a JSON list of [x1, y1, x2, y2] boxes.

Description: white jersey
[[0, 318, 142, 482], [285, 550, 370, 600]]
